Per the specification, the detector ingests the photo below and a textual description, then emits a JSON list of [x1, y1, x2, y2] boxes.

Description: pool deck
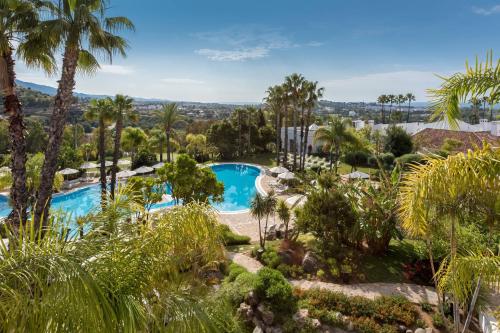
[[218, 173, 294, 241]]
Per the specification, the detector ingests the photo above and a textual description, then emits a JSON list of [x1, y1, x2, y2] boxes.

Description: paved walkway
[[227, 252, 438, 305]]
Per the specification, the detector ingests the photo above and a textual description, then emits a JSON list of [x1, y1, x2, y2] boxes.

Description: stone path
[[227, 252, 438, 305]]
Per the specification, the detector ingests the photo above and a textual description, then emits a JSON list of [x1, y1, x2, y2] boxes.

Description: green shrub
[[261, 248, 281, 269], [225, 263, 247, 282], [218, 225, 251, 246], [415, 319, 426, 328], [373, 296, 416, 326], [420, 301, 432, 313], [255, 268, 294, 312], [395, 153, 424, 168], [221, 272, 258, 306], [317, 269, 325, 279], [432, 312, 445, 328], [276, 264, 304, 278]]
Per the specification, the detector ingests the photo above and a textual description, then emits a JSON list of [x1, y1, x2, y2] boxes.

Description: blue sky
[[17, 0, 500, 103]]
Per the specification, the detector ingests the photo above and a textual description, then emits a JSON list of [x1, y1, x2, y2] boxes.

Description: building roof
[[412, 128, 500, 153]]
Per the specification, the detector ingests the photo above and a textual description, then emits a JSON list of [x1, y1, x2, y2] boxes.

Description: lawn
[[226, 153, 277, 167], [358, 239, 427, 283]]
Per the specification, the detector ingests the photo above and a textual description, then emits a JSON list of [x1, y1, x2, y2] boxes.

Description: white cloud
[[322, 71, 446, 102], [161, 78, 205, 84], [195, 47, 269, 61], [99, 65, 134, 75], [472, 5, 500, 15]]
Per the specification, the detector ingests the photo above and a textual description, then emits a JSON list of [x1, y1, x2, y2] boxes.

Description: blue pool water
[[0, 163, 261, 221]]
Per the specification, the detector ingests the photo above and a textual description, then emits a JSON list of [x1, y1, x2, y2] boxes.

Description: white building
[[281, 119, 500, 156]]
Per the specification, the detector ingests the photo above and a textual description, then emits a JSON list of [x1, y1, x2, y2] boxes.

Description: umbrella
[[59, 168, 79, 175], [278, 171, 295, 180], [152, 162, 165, 170], [133, 166, 154, 175], [80, 162, 98, 169], [116, 170, 136, 179], [118, 159, 131, 166], [344, 171, 370, 180], [269, 166, 289, 174]]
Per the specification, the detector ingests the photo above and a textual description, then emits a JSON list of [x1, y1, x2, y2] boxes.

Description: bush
[[396, 153, 424, 169], [218, 225, 251, 246], [277, 264, 304, 279], [420, 301, 433, 313], [384, 125, 413, 157], [220, 271, 258, 306], [373, 296, 416, 326], [432, 312, 445, 328], [225, 263, 247, 282], [132, 148, 157, 169], [261, 248, 281, 269], [368, 153, 395, 169], [255, 268, 294, 312]]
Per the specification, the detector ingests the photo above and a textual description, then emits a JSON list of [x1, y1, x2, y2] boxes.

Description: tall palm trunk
[[381, 104, 385, 123], [283, 106, 288, 167], [98, 117, 106, 208], [34, 47, 79, 230], [110, 115, 123, 199], [299, 107, 305, 171], [292, 103, 297, 171], [302, 108, 312, 170], [2, 48, 28, 226], [406, 102, 411, 123], [275, 109, 280, 166], [166, 129, 171, 163], [159, 137, 163, 162]]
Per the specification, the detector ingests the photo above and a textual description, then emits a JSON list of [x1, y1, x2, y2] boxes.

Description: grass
[[336, 162, 379, 176], [226, 153, 277, 167], [358, 239, 426, 283]]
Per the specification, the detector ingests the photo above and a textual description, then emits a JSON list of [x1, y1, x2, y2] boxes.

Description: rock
[[257, 304, 274, 326], [311, 318, 322, 329], [415, 329, 425, 333], [398, 325, 407, 332], [346, 321, 354, 331], [405, 330, 413, 333], [425, 329, 434, 333], [253, 326, 264, 333], [302, 251, 319, 273], [237, 302, 254, 321], [246, 291, 259, 307], [265, 327, 283, 333], [292, 308, 309, 328]]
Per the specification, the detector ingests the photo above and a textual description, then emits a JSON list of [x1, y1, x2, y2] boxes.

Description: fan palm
[[84, 98, 114, 206], [301, 81, 324, 170], [276, 199, 291, 240], [155, 103, 183, 163], [149, 128, 167, 161], [313, 116, 360, 174], [405, 93, 415, 123], [377, 94, 389, 123], [250, 193, 267, 249], [110, 94, 137, 199], [121, 126, 147, 161], [33, 0, 134, 229], [284, 73, 305, 171], [398, 147, 500, 332], [428, 51, 500, 128], [264, 85, 285, 166], [0, 0, 55, 226]]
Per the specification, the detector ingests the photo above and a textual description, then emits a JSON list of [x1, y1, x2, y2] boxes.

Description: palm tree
[[377, 95, 389, 123], [154, 103, 182, 163], [397, 94, 406, 113], [121, 127, 147, 161], [284, 73, 305, 171], [387, 94, 396, 121], [33, 0, 134, 229], [264, 85, 285, 166], [301, 81, 324, 170], [262, 190, 277, 248], [0, 0, 55, 226], [468, 96, 481, 124], [84, 98, 114, 206], [399, 147, 500, 333], [110, 95, 136, 199], [250, 193, 267, 249], [405, 93, 416, 123], [281, 85, 290, 167], [428, 52, 500, 128], [276, 199, 291, 240], [149, 128, 166, 161], [313, 116, 360, 174]]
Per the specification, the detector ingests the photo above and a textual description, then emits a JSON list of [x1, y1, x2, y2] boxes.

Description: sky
[[16, 0, 500, 103]]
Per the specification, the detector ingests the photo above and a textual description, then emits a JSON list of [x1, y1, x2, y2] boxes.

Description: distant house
[[412, 128, 500, 153], [281, 119, 500, 156]]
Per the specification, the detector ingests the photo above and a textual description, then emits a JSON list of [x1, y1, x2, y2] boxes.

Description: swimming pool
[[0, 163, 262, 221]]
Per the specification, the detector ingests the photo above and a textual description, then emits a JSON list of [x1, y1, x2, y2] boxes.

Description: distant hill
[[16, 80, 111, 100]]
